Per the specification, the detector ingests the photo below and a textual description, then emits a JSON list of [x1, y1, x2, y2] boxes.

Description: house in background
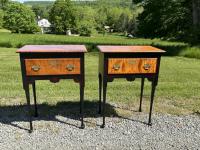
[[38, 18, 51, 34]]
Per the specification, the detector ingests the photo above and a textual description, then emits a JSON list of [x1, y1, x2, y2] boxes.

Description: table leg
[[32, 82, 38, 117], [139, 78, 145, 112], [98, 74, 102, 114], [148, 79, 157, 126], [80, 80, 85, 129], [24, 84, 33, 132], [101, 79, 107, 128]]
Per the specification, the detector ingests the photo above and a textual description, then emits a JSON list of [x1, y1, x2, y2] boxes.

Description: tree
[[49, 0, 76, 34], [116, 8, 132, 33], [76, 6, 96, 36], [94, 7, 107, 31], [3, 2, 39, 33], [32, 5, 50, 19], [192, 0, 200, 25], [0, 0, 9, 9], [106, 7, 123, 30], [137, 0, 192, 39], [0, 9, 3, 28]]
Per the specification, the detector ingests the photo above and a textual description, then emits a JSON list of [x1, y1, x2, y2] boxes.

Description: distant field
[[0, 29, 11, 33], [0, 32, 199, 59], [0, 48, 199, 116]]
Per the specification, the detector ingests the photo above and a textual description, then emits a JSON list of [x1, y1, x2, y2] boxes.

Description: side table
[[17, 45, 87, 132], [98, 46, 165, 128]]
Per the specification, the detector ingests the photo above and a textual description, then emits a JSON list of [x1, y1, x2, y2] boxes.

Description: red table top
[[17, 45, 87, 53], [97, 45, 165, 53]]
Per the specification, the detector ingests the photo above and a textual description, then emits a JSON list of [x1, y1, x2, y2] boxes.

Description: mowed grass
[[0, 33, 186, 48], [1, 32, 200, 59], [0, 47, 200, 116]]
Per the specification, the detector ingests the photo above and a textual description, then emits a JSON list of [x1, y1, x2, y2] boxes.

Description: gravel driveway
[[0, 112, 199, 150]]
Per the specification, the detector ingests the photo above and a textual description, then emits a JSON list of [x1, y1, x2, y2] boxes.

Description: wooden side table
[[17, 45, 87, 132], [98, 46, 165, 128]]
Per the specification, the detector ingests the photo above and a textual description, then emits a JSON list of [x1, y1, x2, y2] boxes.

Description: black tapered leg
[[148, 79, 157, 126], [101, 79, 107, 128], [24, 84, 33, 132], [98, 74, 102, 114], [32, 82, 38, 117], [139, 78, 145, 112], [80, 80, 85, 129]]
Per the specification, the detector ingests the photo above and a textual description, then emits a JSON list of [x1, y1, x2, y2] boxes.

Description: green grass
[[1, 32, 200, 59], [0, 32, 189, 56], [0, 29, 11, 33], [0, 47, 200, 116], [180, 46, 200, 59]]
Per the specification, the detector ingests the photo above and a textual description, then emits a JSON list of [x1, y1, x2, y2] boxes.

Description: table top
[[17, 45, 87, 53], [97, 45, 165, 53]]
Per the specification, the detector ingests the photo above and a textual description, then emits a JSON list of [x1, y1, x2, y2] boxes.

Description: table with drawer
[[98, 46, 165, 128], [17, 45, 87, 132]]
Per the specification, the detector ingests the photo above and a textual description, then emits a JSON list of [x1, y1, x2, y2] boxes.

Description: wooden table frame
[[98, 46, 165, 128], [17, 45, 86, 132]]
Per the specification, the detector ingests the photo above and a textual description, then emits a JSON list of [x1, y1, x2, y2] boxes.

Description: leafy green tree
[[32, 5, 48, 19], [76, 6, 96, 36], [0, 0, 9, 9], [137, 0, 192, 39], [0, 9, 3, 28], [78, 21, 93, 36], [116, 8, 132, 33], [49, 0, 76, 34], [94, 6, 108, 31], [3, 2, 39, 33], [117, 13, 130, 32], [106, 7, 122, 30]]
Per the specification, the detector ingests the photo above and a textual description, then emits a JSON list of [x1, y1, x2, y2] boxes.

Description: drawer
[[108, 58, 157, 74], [25, 58, 80, 76]]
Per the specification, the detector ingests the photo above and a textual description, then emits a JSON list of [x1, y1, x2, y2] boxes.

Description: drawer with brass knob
[[97, 45, 165, 128], [108, 58, 157, 74], [25, 58, 80, 76]]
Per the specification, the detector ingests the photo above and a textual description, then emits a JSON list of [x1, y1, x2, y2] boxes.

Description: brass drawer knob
[[31, 65, 40, 72], [113, 64, 120, 70], [66, 64, 75, 71], [143, 64, 151, 70]]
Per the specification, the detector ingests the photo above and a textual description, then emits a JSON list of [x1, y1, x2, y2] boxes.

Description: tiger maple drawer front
[[108, 58, 157, 74], [25, 58, 81, 76]]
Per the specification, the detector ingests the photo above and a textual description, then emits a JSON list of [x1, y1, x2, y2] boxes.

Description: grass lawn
[[0, 47, 199, 117], [0, 29, 11, 33], [0, 32, 200, 59]]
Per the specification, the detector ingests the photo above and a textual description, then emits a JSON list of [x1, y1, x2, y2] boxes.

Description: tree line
[[0, 0, 199, 44]]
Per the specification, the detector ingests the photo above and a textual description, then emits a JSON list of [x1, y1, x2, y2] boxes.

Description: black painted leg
[[98, 74, 102, 114], [139, 78, 145, 112], [101, 79, 107, 128], [25, 84, 33, 133], [80, 81, 85, 129], [148, 79, 156, 126], [32, 82, 38, 117]]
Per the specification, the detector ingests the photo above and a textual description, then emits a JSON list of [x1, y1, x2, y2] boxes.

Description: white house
[[38, 19, 51, 34]]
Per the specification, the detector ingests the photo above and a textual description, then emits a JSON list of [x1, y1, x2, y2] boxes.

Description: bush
[[78, 21, 93, 36], [3, 2, 39, 33]]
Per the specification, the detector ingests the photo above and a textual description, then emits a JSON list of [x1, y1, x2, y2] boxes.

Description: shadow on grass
[[193, 111, 200, 117], [0, 100, 119, 131]]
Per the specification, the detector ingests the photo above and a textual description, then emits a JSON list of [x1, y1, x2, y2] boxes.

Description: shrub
[[3, 2, 39, 33], [78, 21, 93, 37]]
